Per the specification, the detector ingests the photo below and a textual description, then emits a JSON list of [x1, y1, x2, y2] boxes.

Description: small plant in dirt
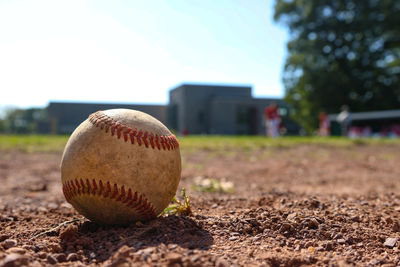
[[161, 188, 192, 216], [192, 176, 234, 193]]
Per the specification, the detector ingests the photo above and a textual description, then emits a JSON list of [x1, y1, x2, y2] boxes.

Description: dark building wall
[[46, 84, 298, 136], [168, 84, 252, 134], [210, 97, 287, 135], [168, 87, 186, 134], [48, 102, 166, 134]]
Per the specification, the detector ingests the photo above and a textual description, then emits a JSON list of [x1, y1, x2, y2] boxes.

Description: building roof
[[328, 109, 400, 121]]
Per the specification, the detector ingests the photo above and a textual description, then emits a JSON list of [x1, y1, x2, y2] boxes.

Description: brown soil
[[1, 144, 400, 266]]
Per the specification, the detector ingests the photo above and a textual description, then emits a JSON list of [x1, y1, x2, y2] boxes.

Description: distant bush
[[0, 107, 48, 134]]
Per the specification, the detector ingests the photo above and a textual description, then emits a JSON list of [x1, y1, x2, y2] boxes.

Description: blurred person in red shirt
[[318, 112, 330, 136], [264, 102, 281, 137]]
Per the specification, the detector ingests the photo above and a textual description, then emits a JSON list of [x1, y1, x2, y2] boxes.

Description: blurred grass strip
[[0, 135, 69, 153], [0, 134, 399, 153], [178, 135, 400, 151]]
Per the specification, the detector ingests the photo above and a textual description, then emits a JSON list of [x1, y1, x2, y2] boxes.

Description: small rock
[[2, 253, 28, 267], [286, 213, 297, 221], [308, 218, 319, 229], [229, 236, 239, 241], [37, 207, 48, 213], [21, 245, 35, 251], [215, 257, 230, 267], [37, 252, 47, 259], [0, 234, 10, 242], [386, 217, 394, 224], [167, 244, 177, 249], [324, 242, 334, 251], [337, 239, 346, 244], [116, 246, 133, 258], [47, 203, 58, 209], [3, 239, 17, 249], [59, 225, 78, 242], [47, 254, 57, 264], [333, 233, 343, 239], [66, 253, 78, 261], [190, 255, 201, 262], [304, 241, 313, 248], [139, 247, 154, 257], [150, 253, 160, 262], [54, 253, 67, 263], [280, 223, 294, 232], [392, 221, 400, 232], [6, 247, 26, 254], [384, 237, 398, 248], [166, 252, 182, 265], [109, 258, 129, 267], [47, 243, 62, 253]]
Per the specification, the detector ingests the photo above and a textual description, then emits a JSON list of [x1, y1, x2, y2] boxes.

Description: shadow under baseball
[[60, 215, 214, 263]]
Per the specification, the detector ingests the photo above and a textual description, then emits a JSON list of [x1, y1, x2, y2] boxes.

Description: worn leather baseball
[[61, 109, 181, 225]]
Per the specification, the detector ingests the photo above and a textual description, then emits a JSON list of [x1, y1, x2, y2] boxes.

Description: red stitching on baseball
[[89, 111, 179, 151], [62, 178, 157, 219]]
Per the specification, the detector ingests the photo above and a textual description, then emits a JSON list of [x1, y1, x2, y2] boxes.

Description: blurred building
[[168, 84, 298, 135], [46, 84, 299, 135], [328, 109, 400, 137], [47, 102, 166, 134]]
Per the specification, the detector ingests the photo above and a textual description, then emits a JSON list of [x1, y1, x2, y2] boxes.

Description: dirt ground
[[1, 143, 400, 266]]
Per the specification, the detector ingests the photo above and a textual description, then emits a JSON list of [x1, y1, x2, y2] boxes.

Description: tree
[[0, 107, 47, 134], [274, 0, 400, 132]]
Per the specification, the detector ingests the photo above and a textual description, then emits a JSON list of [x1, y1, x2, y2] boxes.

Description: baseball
[[60, 109, 181, 225]]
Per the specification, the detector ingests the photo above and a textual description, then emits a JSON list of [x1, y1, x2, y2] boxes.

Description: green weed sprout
[[161, 188, 192, 216]]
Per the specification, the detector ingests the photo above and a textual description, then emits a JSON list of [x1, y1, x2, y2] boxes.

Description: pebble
[[37, 207, 48, 213], [166, 252, 182, 265], [66, 253, 79, 261], [6, 247, 26, 254], [337, 239, 346, 244], [150, 253, 160, 262], [47, 203, 58, 209], [384, 237, 398, 248], [0, 234, 10, 242], [309, 218, 320, 228], [2, 253, 28, 267], [3, 239, 17, 249], [47, 254, 58, 264], [215, 257, 230, 267], [37, 252, 47, 259], [54, 253, 67, 263], [286, 212, 297, 221], [392, 221, 400, 232], [140, 247, 155, 256], [168, 244, 178, 249]]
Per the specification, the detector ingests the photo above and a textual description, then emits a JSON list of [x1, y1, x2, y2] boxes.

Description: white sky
[[0, 0, 288, 109]]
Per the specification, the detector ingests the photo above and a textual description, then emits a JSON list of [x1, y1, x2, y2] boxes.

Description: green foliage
[[161, 188, 192, 216], [274, 0, 400, 132], [0, 107, 48, 134]]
